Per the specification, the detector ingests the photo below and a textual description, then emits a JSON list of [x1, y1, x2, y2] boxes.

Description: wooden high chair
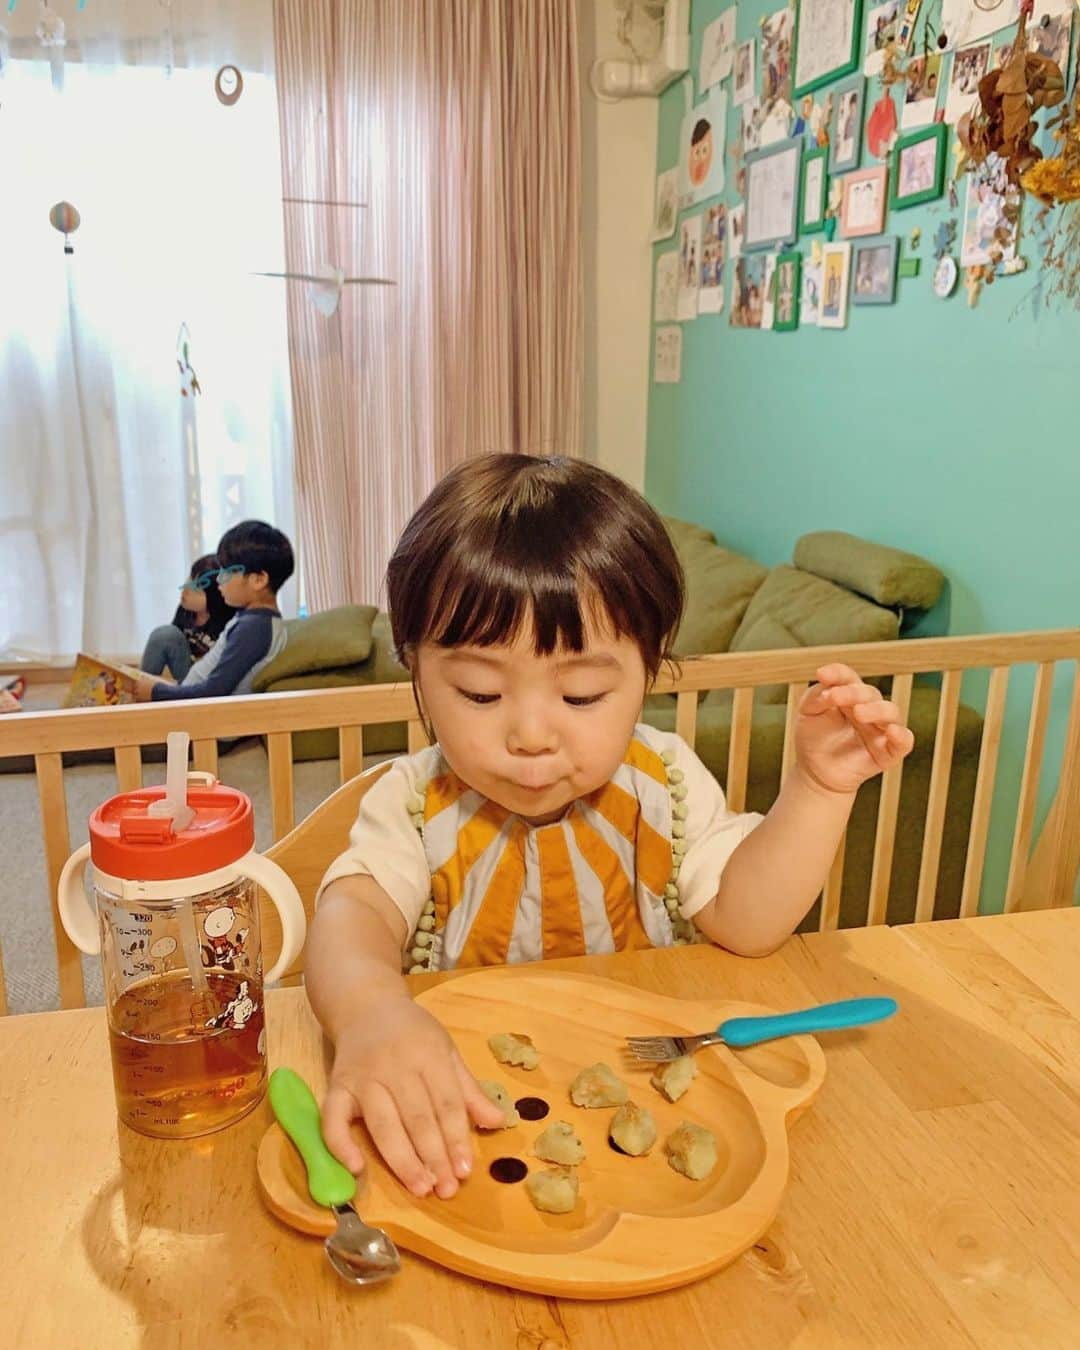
[[259, 761, 393, 986]]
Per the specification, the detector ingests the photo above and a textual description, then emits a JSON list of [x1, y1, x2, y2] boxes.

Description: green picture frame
[[774, 251, 802, 331], [792, 0, 864, 99], [890, 123, 947, 210], [799, 147, 828, 235]]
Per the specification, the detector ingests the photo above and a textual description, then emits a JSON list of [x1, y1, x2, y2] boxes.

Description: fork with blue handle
[[625, 996, 898, 1062]]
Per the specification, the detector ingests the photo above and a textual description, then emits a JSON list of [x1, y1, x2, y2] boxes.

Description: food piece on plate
[[608, 1101, 657, 1156], [487, 1031, 540, 1070], [664, 1121, 718, 1180], [478, 1080, 521, 1129], [650, 1054, 697, 1103], [525, 1166, 580, 1214], [569, 1062, 629, 1109], [533, 1120, 586, 1166]]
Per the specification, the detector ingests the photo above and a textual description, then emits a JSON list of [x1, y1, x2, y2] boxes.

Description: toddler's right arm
[[306, 875, 504, 1199]]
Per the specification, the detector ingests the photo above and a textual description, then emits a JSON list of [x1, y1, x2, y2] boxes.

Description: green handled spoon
[[268, 1067, 401, 1286]]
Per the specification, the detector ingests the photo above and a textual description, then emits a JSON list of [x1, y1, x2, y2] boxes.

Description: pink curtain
[[273, 0, 582, 610]]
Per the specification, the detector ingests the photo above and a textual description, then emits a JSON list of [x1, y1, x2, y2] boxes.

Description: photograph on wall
[[759, 6, 795, 135], [698, 203, 728, 313], [760, 252, 778, 329], [940, 0, 1019, 50], [840, 167, 888, 238], [654, 251, 679, 322], [945, 41, 991, 125], [730, 253, 767, 328], [864, 1, 900, 77], [774, 251, 801, 330], [897, 0, 923, 51], [742, 97, 764, 156], [801, 254, 823, 324], [677, 212, 703, 318], [830, 76, 865, 172], [894, 129, 944, 202], [792, 0, 861, 96], [652, 167, 679, 240], [728, 202, 746, 258], [1028, 2, 1072, 82], [700, 6, 737, 90], [734, 37, 756, 105], [852, 236, 898, 303], [819, 241, 852, 328], [653, 325, 683, 383], [961, 151, 1022, 269], [902, 52, 942, 128], [679, 82, 728, 208]]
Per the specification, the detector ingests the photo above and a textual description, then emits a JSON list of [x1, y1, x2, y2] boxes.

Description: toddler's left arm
[[693, 664, 913, 956]]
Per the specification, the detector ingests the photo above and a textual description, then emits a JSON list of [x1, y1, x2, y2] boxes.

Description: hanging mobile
[[48, 200, 80, 254]]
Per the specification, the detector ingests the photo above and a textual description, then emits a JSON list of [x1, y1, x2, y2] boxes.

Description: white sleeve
[[674, 735, 764, 920], [315, 756, 432, 941]]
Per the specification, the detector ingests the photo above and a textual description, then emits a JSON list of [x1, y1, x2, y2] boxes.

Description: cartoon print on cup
[[201, 904, 249, 971]]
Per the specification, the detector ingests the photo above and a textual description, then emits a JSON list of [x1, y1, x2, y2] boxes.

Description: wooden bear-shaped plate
[[257, 967, 825, 1299]]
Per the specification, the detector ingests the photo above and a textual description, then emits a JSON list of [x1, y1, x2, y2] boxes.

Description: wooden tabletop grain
[[3, 910, 1078, 1349]]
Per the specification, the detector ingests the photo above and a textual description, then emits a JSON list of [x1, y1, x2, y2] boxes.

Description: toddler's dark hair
[[387, 455, 684, 680]]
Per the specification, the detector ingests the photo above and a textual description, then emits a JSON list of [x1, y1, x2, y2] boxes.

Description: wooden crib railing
[[1, 629, 1078, 1013]]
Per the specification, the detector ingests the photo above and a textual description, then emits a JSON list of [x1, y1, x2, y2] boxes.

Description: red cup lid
[[88, 784, 254, 882]]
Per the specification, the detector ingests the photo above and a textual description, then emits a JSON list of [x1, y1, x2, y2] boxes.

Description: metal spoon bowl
[[325, 1204, 401, 1286]]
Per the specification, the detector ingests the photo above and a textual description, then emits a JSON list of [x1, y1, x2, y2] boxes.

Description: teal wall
[[646, 0, 1078, 908]]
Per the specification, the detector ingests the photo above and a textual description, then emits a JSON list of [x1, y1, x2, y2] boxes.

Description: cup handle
[[58, 843, 100, 955], [234, 852, 307, 985]]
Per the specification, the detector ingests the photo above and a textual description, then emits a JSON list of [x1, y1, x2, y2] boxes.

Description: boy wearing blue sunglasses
[[136, 521, 294, 702]]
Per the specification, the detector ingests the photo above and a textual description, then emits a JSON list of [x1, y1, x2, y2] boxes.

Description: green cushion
[[664, 520, 768, 657], [729, 565, 899, 702], [794, 532, 944, 611], [254, 604, 378, 688]]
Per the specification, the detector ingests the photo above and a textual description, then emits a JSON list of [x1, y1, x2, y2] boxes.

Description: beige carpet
[[1, 684, 378, 1014]]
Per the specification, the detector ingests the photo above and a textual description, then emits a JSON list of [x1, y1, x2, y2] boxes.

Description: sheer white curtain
[[0, 0, 295, 662]]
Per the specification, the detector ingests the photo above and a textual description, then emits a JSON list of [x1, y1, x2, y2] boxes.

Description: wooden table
[[3, 911, 1079, 1349]]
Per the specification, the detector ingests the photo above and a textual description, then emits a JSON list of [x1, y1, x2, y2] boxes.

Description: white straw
[[149, 732, 205, 992]]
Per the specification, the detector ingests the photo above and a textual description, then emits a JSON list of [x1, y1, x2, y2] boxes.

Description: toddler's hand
[[796, 663, 914, 795], [321, 996, 505, 1199]]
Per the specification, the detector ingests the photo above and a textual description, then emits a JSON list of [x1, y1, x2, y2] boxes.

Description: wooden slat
[[959, 666, 1010, 918], [113, 745, 142, 793], [675, 690, 697, 747], [34, 753, 85, 1009], [866, 673, 914, 926], [267, 732, 295, 843], [192, 738, 218, 778], [339, 725, 364, 785], [1042, 661, 1080, 908], [725, 687, 754, 813], [781, 683, 807, 783], [407, 719, 429, 754], [914, 669, 963, 923], [648, 629, 1080, 694], [1003, 663, 1054, 914], [819, 832, 846, 931]]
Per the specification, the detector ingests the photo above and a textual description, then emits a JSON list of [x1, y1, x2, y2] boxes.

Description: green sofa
[[254, 520, 979, 928]]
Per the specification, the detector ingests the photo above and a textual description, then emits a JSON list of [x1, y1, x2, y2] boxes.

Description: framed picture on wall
[[774, 250, 802, 330], [851, 234, 899, 304], [744, 138, 802, 253], [891, 122, 947, 209], [819, 241, 852, 328], [840, 165, 888, 238], [793, 0, 864, 98], [829, 74, 866, 175], [799, 146, 829, 234]]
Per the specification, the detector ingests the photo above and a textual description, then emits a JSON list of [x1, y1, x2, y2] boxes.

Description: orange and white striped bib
[[412, 730, 689, 972]]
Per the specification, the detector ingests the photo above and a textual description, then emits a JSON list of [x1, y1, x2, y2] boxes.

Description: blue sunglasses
[[179, 564, 246, 592]]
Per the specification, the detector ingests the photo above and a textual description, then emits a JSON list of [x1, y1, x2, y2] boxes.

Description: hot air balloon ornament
[[49, 200, 80, 254]]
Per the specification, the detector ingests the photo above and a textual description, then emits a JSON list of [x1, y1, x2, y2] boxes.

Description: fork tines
[[624, 1035, 688, 1063]]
